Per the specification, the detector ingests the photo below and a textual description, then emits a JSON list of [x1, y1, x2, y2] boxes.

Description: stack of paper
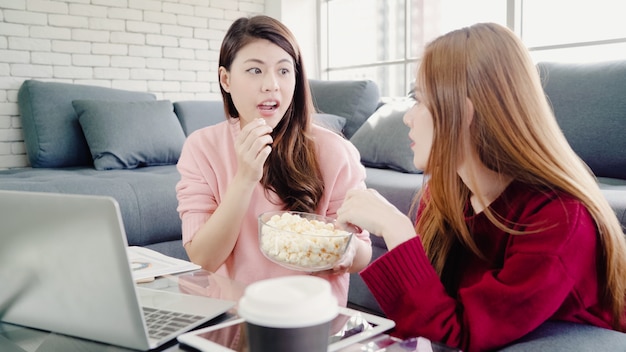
[[127, 246, 200, 282]]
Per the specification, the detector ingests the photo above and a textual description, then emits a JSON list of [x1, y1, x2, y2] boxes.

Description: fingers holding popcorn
[[235, 118, 273, 182]]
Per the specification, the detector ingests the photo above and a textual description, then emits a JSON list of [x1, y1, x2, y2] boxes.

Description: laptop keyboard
[[142, 306, 205, 340]]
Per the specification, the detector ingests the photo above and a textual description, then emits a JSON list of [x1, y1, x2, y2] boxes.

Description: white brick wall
[[0, 0, 265, 169]]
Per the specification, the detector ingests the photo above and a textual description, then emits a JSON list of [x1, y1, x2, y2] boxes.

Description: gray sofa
[[0, 78, 423, 276], [1, 59, 625, 350]]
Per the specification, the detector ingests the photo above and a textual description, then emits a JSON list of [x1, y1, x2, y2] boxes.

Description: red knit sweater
[[360, 181, 615, 351]]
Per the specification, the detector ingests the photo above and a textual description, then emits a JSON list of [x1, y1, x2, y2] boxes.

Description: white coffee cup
[[238, 275, 338, 352]]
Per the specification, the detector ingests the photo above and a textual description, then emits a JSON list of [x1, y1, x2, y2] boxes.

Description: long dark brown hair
[[416, 23, 626, 330], [218, 15, 323, 212]]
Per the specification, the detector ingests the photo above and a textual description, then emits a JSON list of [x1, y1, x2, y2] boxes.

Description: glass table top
[[0, 270, 394, 352]]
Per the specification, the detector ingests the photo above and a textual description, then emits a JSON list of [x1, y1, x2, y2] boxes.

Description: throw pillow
[[72, 100, 187, 170], [350, 99, 421, 173], [309, 79, 381, 139], [313, 113, 347, 134], [17, 79, 156, 168]]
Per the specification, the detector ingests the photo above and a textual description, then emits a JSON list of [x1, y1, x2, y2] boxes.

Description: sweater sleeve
[[175, 126, 226, 246], [360, 195, 601, 351]]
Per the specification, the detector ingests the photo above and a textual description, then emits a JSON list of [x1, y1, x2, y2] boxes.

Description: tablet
[[177, 306, 395, 352]]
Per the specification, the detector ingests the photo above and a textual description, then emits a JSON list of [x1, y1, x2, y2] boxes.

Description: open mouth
[[258, 100, 279, 111]]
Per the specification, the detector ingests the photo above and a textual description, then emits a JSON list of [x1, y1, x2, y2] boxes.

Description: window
[[320, 0, 506, 97], [320, 0, 626, 96], [519, 0, 626, 63], [320, 0, 416, 97]]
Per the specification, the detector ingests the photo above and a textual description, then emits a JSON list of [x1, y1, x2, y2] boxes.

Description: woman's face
[[219, 39, 296, 128], [403, 88, 434, 171]]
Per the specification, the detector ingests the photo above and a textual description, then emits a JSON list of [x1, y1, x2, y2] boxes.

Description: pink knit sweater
[[176, 120, 369, 306]]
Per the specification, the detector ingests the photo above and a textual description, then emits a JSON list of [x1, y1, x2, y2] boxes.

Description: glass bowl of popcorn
[[258, 211, 354, 272]]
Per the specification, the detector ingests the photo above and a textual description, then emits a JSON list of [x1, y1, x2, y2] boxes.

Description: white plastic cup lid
[[238, 275, 338, 328]]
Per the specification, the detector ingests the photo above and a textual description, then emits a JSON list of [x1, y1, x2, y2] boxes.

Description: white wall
[[0, 0, 264, 169]]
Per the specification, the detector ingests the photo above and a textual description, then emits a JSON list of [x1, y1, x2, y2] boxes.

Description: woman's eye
[[279, 68, 290, 75], [247, 68, 262, 74], [408, 91, 420, 104]]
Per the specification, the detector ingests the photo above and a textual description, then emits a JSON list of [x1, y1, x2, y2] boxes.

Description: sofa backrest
[[18, 80, 156, 168], [175, 79, 383, 139], [538, 60, 626, 180], [16, 79, 381, 169]]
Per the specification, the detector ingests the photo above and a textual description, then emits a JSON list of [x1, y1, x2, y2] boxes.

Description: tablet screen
[[178, 307, 395, 352]]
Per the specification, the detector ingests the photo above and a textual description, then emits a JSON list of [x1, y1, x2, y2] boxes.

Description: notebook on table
[[0, 190, 235, 351]]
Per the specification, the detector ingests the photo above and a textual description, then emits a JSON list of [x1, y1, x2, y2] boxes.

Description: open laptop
[[0, 190, 235, 351]]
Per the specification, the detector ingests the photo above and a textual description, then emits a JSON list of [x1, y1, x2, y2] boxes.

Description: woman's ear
[[219, 66, 230, 93]]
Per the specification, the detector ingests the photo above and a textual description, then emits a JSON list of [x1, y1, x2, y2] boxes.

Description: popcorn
[[260, 212, 352, 270]]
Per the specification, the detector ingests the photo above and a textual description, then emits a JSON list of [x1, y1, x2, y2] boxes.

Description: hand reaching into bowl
[[329, 236, 357, 275], [337, 188, 416, 251]]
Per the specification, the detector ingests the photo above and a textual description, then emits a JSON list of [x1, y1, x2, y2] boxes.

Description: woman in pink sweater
[[337, 23, 626, 351], [175, 15, 372, 306]]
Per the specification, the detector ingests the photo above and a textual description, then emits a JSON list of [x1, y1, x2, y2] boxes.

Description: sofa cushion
[[72, 100, 186, 170], [309, 79, 381, 139], [0, 166, 182, 248], [17, 80, 156, 168], [173, 100, 227, 136], [313, 113, 347, 134], [350, 100, 421, 173], [499, 321, 626, 351], [538, 60, 626, 179]]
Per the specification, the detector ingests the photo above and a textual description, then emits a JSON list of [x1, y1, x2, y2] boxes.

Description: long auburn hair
[[415, 22, 626, 330], [218, 15, 323, 212]]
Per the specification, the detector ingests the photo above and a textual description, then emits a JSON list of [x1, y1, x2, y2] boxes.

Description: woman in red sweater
[[337, 22, 626, 351]]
